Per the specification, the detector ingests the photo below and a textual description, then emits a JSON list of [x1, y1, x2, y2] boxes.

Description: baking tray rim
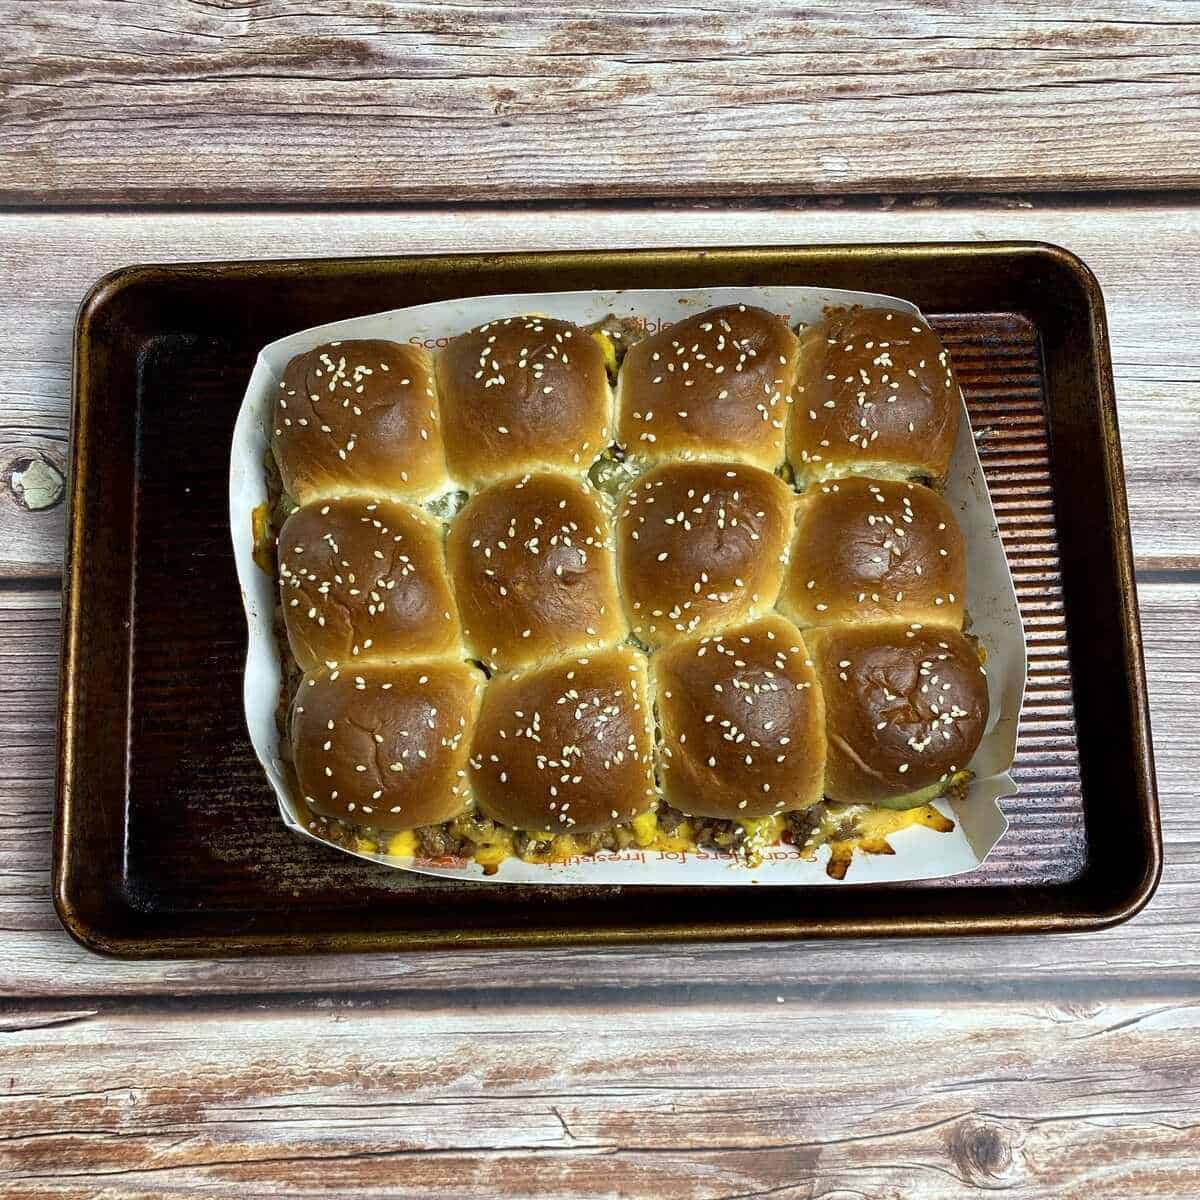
[[54, 240, 1162, 959]]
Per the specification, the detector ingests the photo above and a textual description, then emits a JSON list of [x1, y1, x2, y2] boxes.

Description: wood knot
[[6, 451, 65, 512], [491, 86, 518, 114], [947, 1118, 1013, 1182]]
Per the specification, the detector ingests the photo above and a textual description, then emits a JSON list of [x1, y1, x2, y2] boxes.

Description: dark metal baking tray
[[55, 244, 1161, 957]]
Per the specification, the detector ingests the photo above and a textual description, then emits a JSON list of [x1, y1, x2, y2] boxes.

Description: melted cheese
[[739, 814, 786, 845], [473, 835, 515, 868], [509, 832, 585, 864], [386, 830, 418, 857], [592, 330, 618, 375], [737, 815, 787, 866], [819, 803, 955, 879], [854, 804, 954, 841], [434, 798, 957, 876], [250, 503, 274, 575], [652, 823, 695, 853], [631, 810, 659, 847]]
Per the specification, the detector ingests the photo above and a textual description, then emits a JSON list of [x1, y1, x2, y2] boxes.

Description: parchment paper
[[230, 286, 1026, 885]]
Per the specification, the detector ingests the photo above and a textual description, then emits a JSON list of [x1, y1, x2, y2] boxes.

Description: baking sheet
[[230, 286, 1026, 885]]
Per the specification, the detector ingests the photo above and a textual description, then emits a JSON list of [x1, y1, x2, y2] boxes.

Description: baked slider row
[[266, 301, 988, 862], [287, 614, 986, 838], [272, 306, 959, 506]]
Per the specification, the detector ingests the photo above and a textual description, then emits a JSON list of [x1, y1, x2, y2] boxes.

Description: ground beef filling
[[657, 804, 741, 851], [310, 800, 838, 862], [784, 803, 829, 848]]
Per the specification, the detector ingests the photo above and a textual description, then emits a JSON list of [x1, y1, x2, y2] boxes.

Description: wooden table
[[3, 5, 1199, 1196]]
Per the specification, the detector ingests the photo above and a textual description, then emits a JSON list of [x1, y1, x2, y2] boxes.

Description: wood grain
[[2, 998, 1198, 1197], [3, 2, 1200, 204], [2, 580, 1195, 998], [2, 201, 1199, 577], [5, 12, 1198, 1190]]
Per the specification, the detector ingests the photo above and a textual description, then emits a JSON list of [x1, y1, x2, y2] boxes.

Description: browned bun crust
[[273, 340, 448, 504], [278, 497, 463, 674], [652, 614, 826, 820], [446, 472, 625, 672], [291, 660, 484, 831], [805, 623, 988, 805], [436, 316, 611, 486], [616, 304, 799, 471], [778, 477, 966, 630], [787, 308, 960, 484], [616, 460, 795, 647], [469, 646, 656, 833]]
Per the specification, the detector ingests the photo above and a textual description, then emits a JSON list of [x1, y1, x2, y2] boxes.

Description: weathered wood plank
[[0, 580, 1194, 997], [2, 998, 1198, 1197], [4, 1, 1200, 204], [2, 202, 1199, 577]]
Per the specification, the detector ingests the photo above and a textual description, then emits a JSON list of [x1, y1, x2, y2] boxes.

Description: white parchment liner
[[231, 287, 1026, 885]]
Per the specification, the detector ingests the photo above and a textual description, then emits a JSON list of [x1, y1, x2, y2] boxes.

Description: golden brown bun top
[[446, 472, 625, 672], [616, 460, 794, 646], [291, 660, 484, 832], [436, 316, 611, 486], [273, 340, 449, 504], [788, 307, 960, 481], [779, 477, 966, 629], [617, 305, 799, 471], [468, 646, 656, 833], [806, 622, 988, 804], [278, 497, 462, 673], [652, 614, 826, 820]]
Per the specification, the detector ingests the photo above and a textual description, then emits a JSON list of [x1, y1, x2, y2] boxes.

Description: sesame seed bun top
[[446, 472, 625, 673], [805, 622, 988, 805], [278, 496, 463, 674], [274, 302, 984, 842], [436, 316, 611, 487], [617, 304, 799, 471], [778, 476, 966, 630], [273, 340, 450, 505], [787, 307, 960, 484], [616, 460, 795, 647], [652, 614, 826, 821], [291, 660, 484, 832], [468, 646, 656, 833]]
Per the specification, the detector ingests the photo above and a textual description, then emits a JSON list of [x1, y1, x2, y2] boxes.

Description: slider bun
[[788, 307, 960, 485], [436, 316, 611, 486], [291, 660, 484, 831], [652, 614, 826, 820], [447, 472, 626, 672], [617, 304, 799, 471], [778, 477, 966, 629], [278, 497, 463, 673], [805, 623, 988, 806], [273, 340, 449, 504], [616, 460, 795, 647], [469, 646, 656, 833]]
